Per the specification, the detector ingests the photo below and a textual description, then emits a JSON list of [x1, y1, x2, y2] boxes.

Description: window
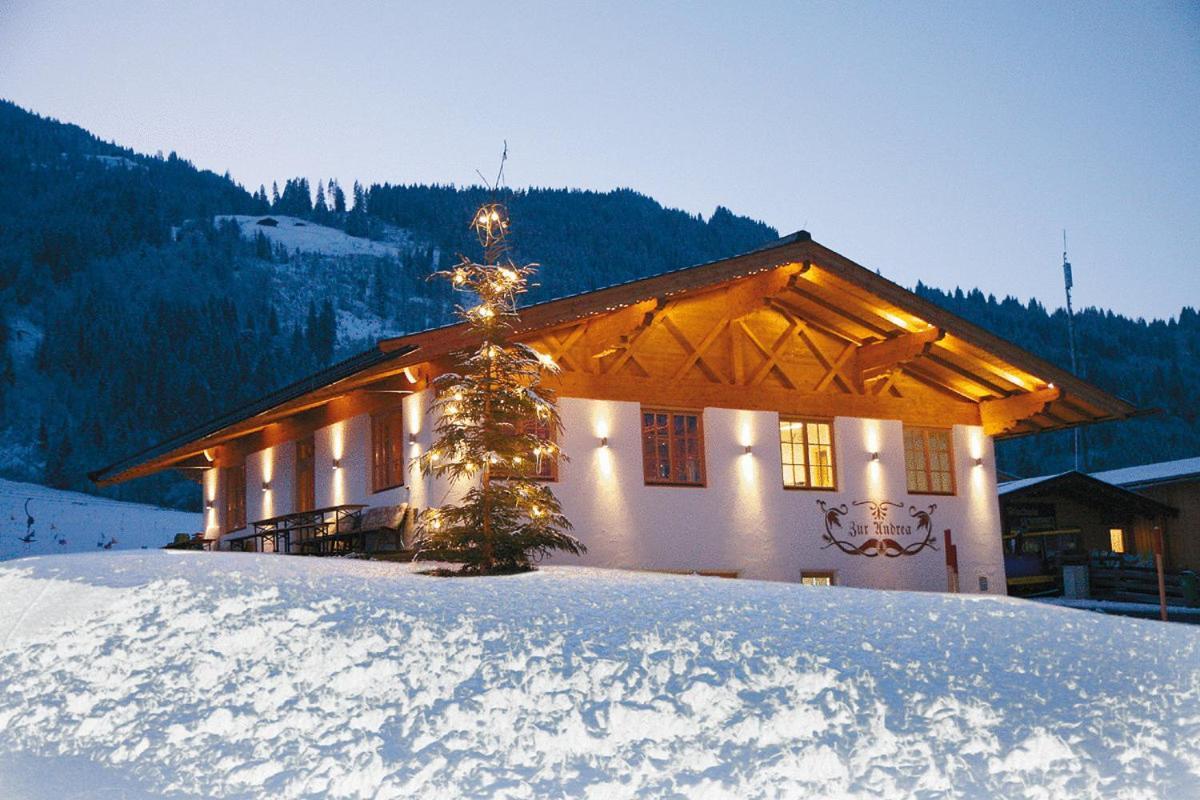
[[223, 464, 246, 533], [801, 571, 836, 586], [779, 418, 836, 489], [295, 436, 315, 512], [1109, 528, 1126, 554], [903, 427, 955, 495], [493, 417, 558, 481], [371, 407, 405, 492], [641, 408, 705, 486]]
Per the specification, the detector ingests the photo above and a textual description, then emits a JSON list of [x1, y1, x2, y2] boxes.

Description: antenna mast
[[1062, 230, 1081, 471]]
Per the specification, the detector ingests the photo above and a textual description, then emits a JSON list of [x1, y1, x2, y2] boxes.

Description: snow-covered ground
[[0, 479, 200, 560], [216, 215, 406, 258], [0, 553, 1196, 798]]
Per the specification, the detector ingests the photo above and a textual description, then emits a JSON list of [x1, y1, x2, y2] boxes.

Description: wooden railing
[[1089, 566, 1200, 608]]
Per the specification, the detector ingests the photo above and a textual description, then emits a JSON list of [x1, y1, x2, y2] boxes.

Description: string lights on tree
[[414, 149, 584, 575]]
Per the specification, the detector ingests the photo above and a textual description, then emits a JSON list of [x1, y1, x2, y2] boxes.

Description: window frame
[[1109, 528, 1127, 554], [778, 416, 837, 491], [371, 407, 406, 494], [492, 416, 559, 482], [903, 426, 957, 496], [223, 463, 247, 534], [640, 407, 707, 488]]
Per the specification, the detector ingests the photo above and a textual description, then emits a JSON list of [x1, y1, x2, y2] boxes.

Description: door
[[295, 436, 315, 513]]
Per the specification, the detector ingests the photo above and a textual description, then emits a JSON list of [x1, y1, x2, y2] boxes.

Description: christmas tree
[[415, 189, 584, 575]]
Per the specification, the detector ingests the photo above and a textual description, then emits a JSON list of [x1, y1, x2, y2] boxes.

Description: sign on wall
[[816, 499, 939, 557]]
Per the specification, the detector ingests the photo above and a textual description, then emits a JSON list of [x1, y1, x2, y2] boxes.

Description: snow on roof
[[997, 471, 1069, 495], [999, 456, 1200, 496], [0, 552, 1196, 796], [1090, 456, 1200, 488]]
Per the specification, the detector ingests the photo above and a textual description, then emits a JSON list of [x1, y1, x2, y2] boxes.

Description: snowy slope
[[0, 479, 200, 560], [0, 553, 1197, 799], [216, 215, 406, 258]]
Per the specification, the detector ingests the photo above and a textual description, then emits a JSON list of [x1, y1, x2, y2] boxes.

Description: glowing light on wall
[[330, 422, 346, 506], [260, 448, 275, 518], [204, 468, 219, 534], [863, 419, 885, 495], [590, 408, 616, 478]]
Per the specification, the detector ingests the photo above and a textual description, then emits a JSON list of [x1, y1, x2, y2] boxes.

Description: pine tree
[[271, 181, 280, 209], [331, 179, 346, 214], [415, 199, 583, 574], [314, 180, 329, 218]]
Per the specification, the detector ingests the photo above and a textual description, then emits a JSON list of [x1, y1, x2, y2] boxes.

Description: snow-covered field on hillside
[[0, 479, 200, 561], [216, 215, 406, 258], [0, 553, 1197, 799]]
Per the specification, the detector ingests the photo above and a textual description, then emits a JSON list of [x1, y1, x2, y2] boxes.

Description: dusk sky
[[1, 1, 1196, 319]]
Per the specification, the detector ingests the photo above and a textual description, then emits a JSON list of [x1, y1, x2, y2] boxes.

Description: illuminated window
[[641, 408, 705, 486], [903, 427, 955, 495], [801, 571, 836, 586], [493, 417, 558, 482], [223, 464, 246, 533], [1109, 528, 1126, 553], [779, 418, 836, 490], [371, 407, 405, 492]]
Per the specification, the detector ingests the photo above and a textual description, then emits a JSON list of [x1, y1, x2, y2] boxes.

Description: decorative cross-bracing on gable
[[91, 231, 1137, 487]]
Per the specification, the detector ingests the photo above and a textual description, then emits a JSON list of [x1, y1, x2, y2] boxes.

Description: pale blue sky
[[1, 1, 1196, 319]]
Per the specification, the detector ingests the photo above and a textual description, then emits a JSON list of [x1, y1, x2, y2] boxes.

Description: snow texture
[[0, 479, 200, 561], [0, 552, 1197, 799], [216, 215, 406, 258]]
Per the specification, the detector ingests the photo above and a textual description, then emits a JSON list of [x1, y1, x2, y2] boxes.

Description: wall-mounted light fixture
[[332, 458, 342, 471], [205, 500, 215, 510], [261, 481, 270, 493], [973, 457, 984, 467], [599, 436, 609, 447], [409, 434, 418, 445], [869, 451, 880, 461], [744, 445, 753, 455]]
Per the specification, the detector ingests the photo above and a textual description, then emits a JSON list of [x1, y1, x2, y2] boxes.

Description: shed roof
[[997, 470, 1178, 519]]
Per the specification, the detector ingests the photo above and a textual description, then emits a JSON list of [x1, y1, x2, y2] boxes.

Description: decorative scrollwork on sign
[[851, 499, 904, 521], [816, 499, 940, 558]]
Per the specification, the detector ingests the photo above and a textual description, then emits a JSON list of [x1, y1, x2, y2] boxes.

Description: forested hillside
[[0, 100, 1195, 509]]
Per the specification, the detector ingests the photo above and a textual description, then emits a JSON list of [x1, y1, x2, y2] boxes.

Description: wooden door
[[295, 436, 315, 512]]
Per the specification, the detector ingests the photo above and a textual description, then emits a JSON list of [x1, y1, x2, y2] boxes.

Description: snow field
[[0, 478, 201, 560], [0, 552, 1196, 799]]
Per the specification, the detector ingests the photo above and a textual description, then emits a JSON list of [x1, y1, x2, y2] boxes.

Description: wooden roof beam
[[854, 327, 944, 382], [980, 387, 1061, 436]]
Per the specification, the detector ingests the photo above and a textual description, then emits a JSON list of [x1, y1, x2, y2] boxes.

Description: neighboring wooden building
[[1092, 458, 1200, 572], [91, 231, 1137, 593], [997, 471, 1178, 596]]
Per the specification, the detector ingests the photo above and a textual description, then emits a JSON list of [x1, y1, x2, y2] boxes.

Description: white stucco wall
[[214, 391, 1006, 593], [538, 398, 1005, 592]]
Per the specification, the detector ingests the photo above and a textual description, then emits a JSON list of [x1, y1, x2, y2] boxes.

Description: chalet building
[[91, 231, 1136, 593]]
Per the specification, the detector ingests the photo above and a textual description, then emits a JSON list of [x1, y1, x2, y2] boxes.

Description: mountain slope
[[0, 99, 1196, 508]]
